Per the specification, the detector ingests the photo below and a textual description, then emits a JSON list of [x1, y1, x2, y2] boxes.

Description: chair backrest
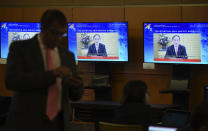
[[99, 122, 142, 131]]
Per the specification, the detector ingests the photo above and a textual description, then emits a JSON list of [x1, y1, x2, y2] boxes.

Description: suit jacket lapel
[[171, 45, 176, 56], [58, 46, 63, 66], [178, 45, 182, 55], [92, 44, 97, 55], [98, 43, 101, 54], [31, 35, 45, 72], [58, 46, 67, 67], [57, 46, 76, 75]]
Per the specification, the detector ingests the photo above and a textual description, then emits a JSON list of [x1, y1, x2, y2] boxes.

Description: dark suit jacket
[[165, 44, 188, 59], [87, 43, 107, 56], [114, 102, 151, 129], [5, 35, 83, 131]]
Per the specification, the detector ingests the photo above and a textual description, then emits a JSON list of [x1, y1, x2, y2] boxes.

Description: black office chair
[[0, 96, 11, 125], [98, 122, 142, 131]]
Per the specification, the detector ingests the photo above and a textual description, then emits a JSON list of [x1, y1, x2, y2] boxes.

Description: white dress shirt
[[95, 43, 99, 54], [174, 45, 178, 56], [38, 34, 62, 111]]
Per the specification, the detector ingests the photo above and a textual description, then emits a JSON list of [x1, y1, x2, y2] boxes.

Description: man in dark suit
[[165, 35, 188, 59], [5, 9, 83, 131], [87, 34, 107, 56]]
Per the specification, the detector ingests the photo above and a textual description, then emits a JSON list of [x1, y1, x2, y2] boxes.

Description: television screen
[[0, 22, 40, 60], [68, 22, 128, 61], [144, 22, 208, 64], [148, 125, 177, 131]]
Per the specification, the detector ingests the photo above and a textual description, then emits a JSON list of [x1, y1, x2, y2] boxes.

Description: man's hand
[[66, 75, 84, 101], [65, 75, 83, 88], [53, 66, 72, 78]]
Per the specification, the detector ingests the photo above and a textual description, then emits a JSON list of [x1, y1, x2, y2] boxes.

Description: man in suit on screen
[[87, 34, 107, 56], [5, 9, 83, 131], [165, 35, 188, 59]]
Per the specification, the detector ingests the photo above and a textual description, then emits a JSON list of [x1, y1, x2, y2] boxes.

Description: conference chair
[[98, 121, 142, 131]]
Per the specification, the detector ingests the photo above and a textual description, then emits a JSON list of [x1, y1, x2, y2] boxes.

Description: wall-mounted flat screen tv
[[0, 22, 40, 62], [68, 22, 128, 62], [144, 22, 208, 64]]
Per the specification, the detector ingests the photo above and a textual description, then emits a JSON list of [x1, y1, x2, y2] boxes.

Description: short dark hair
[[190, 103, 208, 131], [40, 9, 67, 30], [121, 80, 148, 104], [93, 34, 101, 39], [172, 35, 180, 40]]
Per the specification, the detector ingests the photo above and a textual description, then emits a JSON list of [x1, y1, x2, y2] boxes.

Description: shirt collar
[[95, 43, 99, 47], [37, 34, 57, 51], [38, 34, 46, 51]]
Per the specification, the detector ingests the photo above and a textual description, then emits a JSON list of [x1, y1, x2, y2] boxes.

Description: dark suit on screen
[[87, 43, 107, 56], [5, 35, 83, 131], [165, 44, 188, 59]]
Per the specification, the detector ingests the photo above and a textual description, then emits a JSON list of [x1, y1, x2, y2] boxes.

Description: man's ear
[[200, 126, 208, 131]]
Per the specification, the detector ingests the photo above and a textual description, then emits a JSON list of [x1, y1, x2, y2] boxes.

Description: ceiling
[[0, 0, 208, 7]]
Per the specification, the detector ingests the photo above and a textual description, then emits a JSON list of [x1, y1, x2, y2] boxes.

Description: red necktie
[[46, 48, 59, 120]]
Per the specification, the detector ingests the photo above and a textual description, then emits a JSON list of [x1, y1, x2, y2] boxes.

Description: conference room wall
[[0, 8, 23, 97], [182, 6, 208, 110], [0, 7, 207, 109]]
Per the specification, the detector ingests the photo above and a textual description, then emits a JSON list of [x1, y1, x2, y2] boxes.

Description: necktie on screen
[[175, 47, 178, 56], [46, 48, 59, 120], [96, 45, 98, 54]]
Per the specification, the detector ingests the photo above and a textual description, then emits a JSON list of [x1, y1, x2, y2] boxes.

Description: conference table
[[71, 100, 181, 123]]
